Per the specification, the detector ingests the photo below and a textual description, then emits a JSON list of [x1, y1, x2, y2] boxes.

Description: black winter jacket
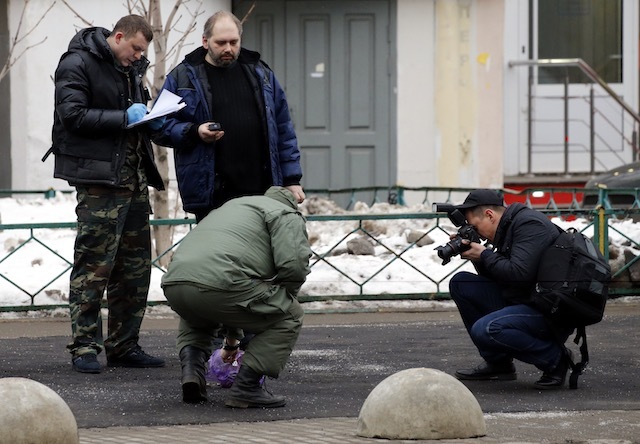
[[48, 27, 163, 190], [474, 203, 559, 304]]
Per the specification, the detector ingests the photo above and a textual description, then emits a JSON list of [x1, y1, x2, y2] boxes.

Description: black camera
[[208, 122, 222, 131], [432, 203, 481, 265]]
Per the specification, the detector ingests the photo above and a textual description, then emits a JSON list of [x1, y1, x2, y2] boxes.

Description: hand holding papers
[[126, 89, 186, 128]]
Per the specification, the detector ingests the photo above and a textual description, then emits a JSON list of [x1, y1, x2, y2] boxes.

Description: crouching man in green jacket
[[162, 187, 311, 408]]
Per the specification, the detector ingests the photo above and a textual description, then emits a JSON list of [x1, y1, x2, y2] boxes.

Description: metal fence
[[0, 187, 639, 312]]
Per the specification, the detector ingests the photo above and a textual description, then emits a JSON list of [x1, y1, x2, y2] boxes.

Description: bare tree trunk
[[148, 0, 172, 268]]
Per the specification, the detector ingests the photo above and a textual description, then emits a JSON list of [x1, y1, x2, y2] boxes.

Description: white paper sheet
[[126, 89, 186, 128]]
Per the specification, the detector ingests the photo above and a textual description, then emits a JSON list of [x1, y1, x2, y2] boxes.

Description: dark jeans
[[449, 271, 571, 372]]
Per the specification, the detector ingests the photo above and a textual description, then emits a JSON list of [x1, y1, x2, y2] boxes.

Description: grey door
[[235, 0, 394, 200]]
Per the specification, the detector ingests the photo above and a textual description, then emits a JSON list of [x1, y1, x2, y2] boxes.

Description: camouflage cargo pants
[[67, 186, 152, 358]]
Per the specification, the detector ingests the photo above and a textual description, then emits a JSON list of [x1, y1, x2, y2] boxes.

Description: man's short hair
[[112, 14, 153, 42], [203, 11, 243, 38]]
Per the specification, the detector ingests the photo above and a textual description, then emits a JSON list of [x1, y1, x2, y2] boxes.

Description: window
[[537, 0, 622, 84]]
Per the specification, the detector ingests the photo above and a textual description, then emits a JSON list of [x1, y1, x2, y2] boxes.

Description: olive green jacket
[[162, 187, 311, 294]]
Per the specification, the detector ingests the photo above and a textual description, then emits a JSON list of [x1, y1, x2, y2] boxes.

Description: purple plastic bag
[[205, 348, 243, 388]]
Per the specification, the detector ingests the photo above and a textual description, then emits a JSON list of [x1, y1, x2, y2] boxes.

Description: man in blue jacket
[[447, 190, 574, 389], [154, 10, 305, 221]]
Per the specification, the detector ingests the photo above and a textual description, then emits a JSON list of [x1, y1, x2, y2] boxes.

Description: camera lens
[[436, 245, 453, 264], [436, 240, 457, 264], [435, 237, 468, 265]]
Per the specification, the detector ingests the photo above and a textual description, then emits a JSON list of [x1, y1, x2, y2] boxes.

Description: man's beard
[[211, 51, 238, 67]]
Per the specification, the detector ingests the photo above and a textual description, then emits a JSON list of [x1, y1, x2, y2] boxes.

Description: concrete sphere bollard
[[0, 377, 79, 444], [357, 368, 486, 440]]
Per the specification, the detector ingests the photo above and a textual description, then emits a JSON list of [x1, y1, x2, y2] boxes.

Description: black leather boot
[[179, 346, 208, 403], [225, 365, 286, 408]]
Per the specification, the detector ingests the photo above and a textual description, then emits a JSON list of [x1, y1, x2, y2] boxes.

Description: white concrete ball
[[0, 377, 78, 444], [357, 367, 486, 440]]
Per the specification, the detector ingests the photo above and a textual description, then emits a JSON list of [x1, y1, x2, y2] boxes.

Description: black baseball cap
[[453, 189, 504, 210]]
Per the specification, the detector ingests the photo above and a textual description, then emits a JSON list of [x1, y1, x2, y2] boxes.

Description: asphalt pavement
[[1, 300, 639, 443]]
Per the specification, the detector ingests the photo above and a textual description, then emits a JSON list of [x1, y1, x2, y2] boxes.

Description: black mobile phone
[[208, 122, 222, 131]]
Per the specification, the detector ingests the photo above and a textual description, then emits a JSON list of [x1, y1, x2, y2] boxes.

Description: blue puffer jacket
[[153, 47, 302, 214]]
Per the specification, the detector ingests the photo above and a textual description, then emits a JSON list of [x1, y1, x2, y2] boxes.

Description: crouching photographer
[[437, 189, 574, 390]]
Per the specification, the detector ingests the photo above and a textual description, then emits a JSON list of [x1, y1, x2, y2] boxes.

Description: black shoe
[[534, 349, 572, 390], [107, 346, 165, 368], [72, 353, 102, 374], [455, 360, 517, 381], [179, 346, 208, 404], [225, 366, 286, 409]]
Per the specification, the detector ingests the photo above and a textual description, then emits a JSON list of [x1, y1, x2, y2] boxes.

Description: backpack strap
[[568, 325, 589, 389], [42, 147, 54, 162]]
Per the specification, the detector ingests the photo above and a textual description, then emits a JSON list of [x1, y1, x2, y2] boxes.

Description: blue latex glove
[[147, 116, 166, 131], [126, 103, 147, 125]]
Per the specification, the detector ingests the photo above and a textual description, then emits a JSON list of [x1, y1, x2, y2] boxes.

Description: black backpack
[[531, 226, 611, 389]]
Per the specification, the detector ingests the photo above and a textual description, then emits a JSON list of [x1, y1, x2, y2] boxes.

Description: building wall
[[396, 0, 505, 196], [9, 0, 507, 193], [475, 0, 504, 188], [395, 0, 436, 189], [432, 0, 504, 189]]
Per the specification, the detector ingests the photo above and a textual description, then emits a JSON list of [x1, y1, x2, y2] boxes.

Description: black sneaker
[[534, 349, 572, 390], [72, 353, 102, 374], [107, 346, 165, 368], [455, 360, 517, 381]]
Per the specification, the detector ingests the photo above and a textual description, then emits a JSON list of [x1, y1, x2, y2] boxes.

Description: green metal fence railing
[[1, 187, 639, 313]]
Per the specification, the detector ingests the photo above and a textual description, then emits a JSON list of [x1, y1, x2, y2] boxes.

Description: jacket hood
[[238, 47, 261, 64], [66, 27, 149, 73], [264, 186, 297, 209], [68, 27, 113, 62]]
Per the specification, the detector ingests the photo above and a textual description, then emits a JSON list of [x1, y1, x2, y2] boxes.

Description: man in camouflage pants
[[47, 15, 167, 373], [68, 183, 155, 369]]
